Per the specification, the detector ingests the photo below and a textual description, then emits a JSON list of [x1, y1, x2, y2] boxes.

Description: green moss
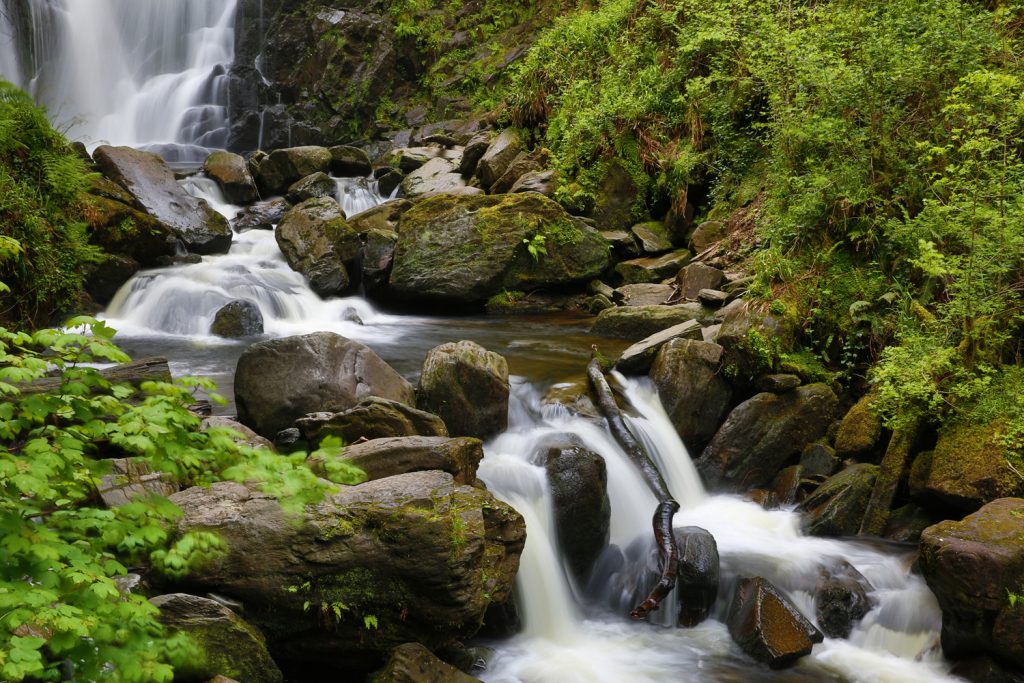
[[486, 289, 525, 310], [834, 393, 883, 457]]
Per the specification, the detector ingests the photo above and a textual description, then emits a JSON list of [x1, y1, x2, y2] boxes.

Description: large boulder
[[329, 145, 372, 178], [150, 593, 282, 683], [285, 172, 337, 203], [799, 464, 879, 537], [590, 304, 711, 340], [389, 194, 609, 305], [697, 384, 838, 490], [834, 393, 884, 459], [370, 643, 482, 683], [275, 197, 360, 297], [716, 302, 797, 382], [920, 498, 1024, 669], [475, 129, 522, 190], [417, 341, 509, 440], [296, 397, 448, 447], [307, 436, 484, 485], [204, 150, 259, 204], [170, 472, 525, 669], [256, 146, 333, 196], [82, 194, 177, 266], [210, 299, 264, 338], [674, 526, 720, 627], [727, 577, 823, 669], [650, 339, 733, 453], [544, 437, 611, 583], [234, 332, 415, 439], [93, 145, 231, 254]]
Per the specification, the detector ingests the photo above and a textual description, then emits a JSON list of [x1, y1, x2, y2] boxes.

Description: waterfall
[[478, 378, 959, 683], [0, 0, 237, 161]]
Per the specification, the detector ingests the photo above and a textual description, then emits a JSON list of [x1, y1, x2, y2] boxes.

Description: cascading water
[[478, 378, 959, 683], [0, 0, 236, 160]]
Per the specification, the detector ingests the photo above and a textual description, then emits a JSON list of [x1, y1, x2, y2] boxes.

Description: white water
[[478, 379, 958, 683], [0, 0, 236, 159]]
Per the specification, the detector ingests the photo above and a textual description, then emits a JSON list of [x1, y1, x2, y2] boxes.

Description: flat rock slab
[[613, 283, 676, 307], [590, 303, 712, 340], [616, 320, 703, 373], [615, 250, 692, 284]]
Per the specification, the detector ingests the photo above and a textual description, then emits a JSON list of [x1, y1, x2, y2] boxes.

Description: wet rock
[[799, 442, 839, 478], [690, 220, 727, 252], [509, 169, 557, 196], [814, 562, 873, 638], [401, 157, 479, 198], [377, 169, 405, 197], [85, 254, 139, 306], [920, 498, 1024, 669], [370, 643, 482, 683], [150, 593, 282, 683], [545, 437, 611, 583], [541, 382, 601, 421], [674, 526, 720, 627], [834, 393, 884, 459], [616, 320, 703, 373], [677, 263, 725, 299], [614, 250, 692, 284], [613, 283, 676, 307], [590, 303, 711, 340], [756, 374, 801, 393], [211, 299, 264, 338], [231, 197, 290, 232], [285, 171, 336, 203], [256, 146, 332, 197], [93, 146, 231, 254], [770, 465, 805, 506], [83, 193, 176, 265], [952, 656, 1024, 683], [920, 420, 1024, 512], [234, 332, 415, 439], [203, 151, 259, 205], [631, 221, 673, 254], [650, 339, 733, 453], [389, 194, 609, 305], [171, 472, 525, 669], [883, 504, 934, 544], [296, 397, 448, 446], [727, 577, 823, 669], [362, 228, 399, 294], [459, 130, 494, 178], [417, 341, 509, 440], [275, 197, 360, 297], [799, 464, 879, 537], [476, 129, 522, 190], [329, 145, 372, 178], [698, 384, 838, 490], [307, 436, 483, 486], [585, 294, 615, 314], [200, 416, 273, 450]]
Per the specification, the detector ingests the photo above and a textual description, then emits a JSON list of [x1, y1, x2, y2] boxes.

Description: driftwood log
[[19, 357, 172, 396], [587, 354, 680, 619]]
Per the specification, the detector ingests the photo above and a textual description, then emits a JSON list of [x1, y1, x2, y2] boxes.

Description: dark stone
[[616, 320, 704, 373], [232, 197, 291, 232], [275, 197, 360, 297], [509, 169, 557, 196], [211, 299, 264, 338], [417, 341, 509, 440], [545, 437, 611, 583], [85, 254, 139, 306], [814, 561, 873, 639], [256, 146, 332, 197], [697, 289, 730, 307], [285, 172, 337, 203], [756, 374, 801, 393], [770, 465, 805, 506], [649, 339, 732, 453], [370, 643, 482, 683], [296, 397, 448, 446], [799, 464, 879, 537], [677, 262, 726, 299], [459, 130, 494, 178], [329, 145, 373, 178], [204, 151, 259, 204], [614, 250, 692, 285], [727, 577, 823, 669], [799, 442, 839, 478], [475, 129, 522, 190], [673, 526, 720, 627]]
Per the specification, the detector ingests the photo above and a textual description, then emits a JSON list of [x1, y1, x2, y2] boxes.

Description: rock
[[690, 220, 728, 251], [391, 147, 440, 174], [834, 393, 884, 459], [756, 374, 801, 393], [613, 283, 676, 307], [329, 145, 372, 178], [150, 594, 282, 683], [491, 151, 546, 195], [93, 146, 231, 254], [770, 465, 805, 506], [814, 562, 872, 638], [920, 498, 1024, 669], [275, 197, 360, 297], [389, 194, 610, 305], [883, 504, 934, 544], [234, 332, 415, 439], [591, 160, 638, 231], [201, 416, 273, 450], [585, 294, 615, 314], [698, 384, 838, 490], [203, 151, 259, 205], [362, 229, 399, 294], [349, 199, 414, 235], [650, 339, 733, 453], [800, 442, 839, 477], [590, 304, 711, 340], [377, 169, 405, 198], [673, 527, 720, 627], [616, 320, 703, 373], [727, 577, 823, 669], [370, 643, 482, 683], [542, 382, 601, 420], [509, 169, 557, 196], [701, 324, 721, 343], [631, 221, 673, 254], [601, 230, 641, 258], [210, 299, 264, 338], [98, 459, 177, 508], [285, 172, 337, 203], [459, 131, 494, 177], [952, 656, 1024, 683], [82, 194, 177, 266], [677, 263, 726, 299], [170, 472, 525, 668], [920, 420, 1024, 512], [698, 289, 731, 307], [543, 437, 610, 582], [615, 250, 692, 284], [256, 146, 333, 196], [231, 197, 290, 232], [716, 302, 797, 382], [401, 157, 479, 198], [85, 254, 139, 306], [417, 341, 509, 440], [296, 397, 448, 446], [799, 464, 879, 537], [307, 436, 483, 485], [476, 129, 522, 190]]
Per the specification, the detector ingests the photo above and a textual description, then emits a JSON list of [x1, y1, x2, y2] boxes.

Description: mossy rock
[[275, 197, 359, 297], [590, 303, 712, 340], [921, 420, 1024, 512], [204, 150, 258, 204], [799, 464, 879, 537], [834, 393, 884, 459], [82, 194, 176, 266]]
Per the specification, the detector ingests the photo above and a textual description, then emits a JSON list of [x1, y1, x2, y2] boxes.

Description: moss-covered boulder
[[329, 145, 372, 178], [204, 150, 259, 204], [834, 393, 884, 459], [918, 420, 1024, 512], [716, 302, 798, 386], [389, 194, 610, 305], [799, 464, 879, 537], [920, 498, 1024, 670], [370, 643, 482, 683], [210, 299, 264, 338], [256, 146, 333, 196], [150, 593, 282, 683], [82, 194, 177, 265], [417, 341, 509, 440], [170, 472, 525, 671], [285, 171, 337, 203], [275, 197, 360, 297], [590, 303, 712, 340]]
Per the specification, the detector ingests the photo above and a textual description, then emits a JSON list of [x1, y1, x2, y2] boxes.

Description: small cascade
[[102, 175, 399, 340], [478, 376, 958, 683], [0, 0, 237, 160]]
